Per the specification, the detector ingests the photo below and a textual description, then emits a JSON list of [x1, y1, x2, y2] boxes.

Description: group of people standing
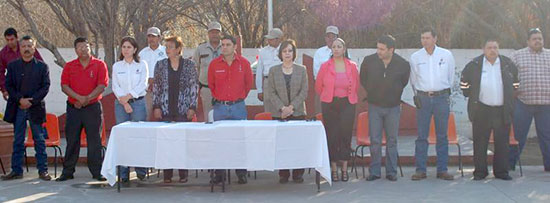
[[0, 22, 549, 186]]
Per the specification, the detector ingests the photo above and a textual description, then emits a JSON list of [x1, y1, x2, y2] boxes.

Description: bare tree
[[7, 0, 68, 67], [8, 0, 198, 73]]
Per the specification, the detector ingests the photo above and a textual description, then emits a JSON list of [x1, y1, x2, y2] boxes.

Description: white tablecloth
[[101, 120, 331, 186]]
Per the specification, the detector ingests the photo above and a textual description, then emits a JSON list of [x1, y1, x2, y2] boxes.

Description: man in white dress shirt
[[138, 27, 167, 120], [461, 39, 518, 181], [256, 28, 283, 113], [409, 27, 456, 181]]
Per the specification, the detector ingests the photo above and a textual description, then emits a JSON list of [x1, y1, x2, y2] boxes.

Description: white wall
[[1, 48, 536, 138]]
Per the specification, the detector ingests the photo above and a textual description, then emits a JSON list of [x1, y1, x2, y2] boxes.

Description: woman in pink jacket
[[315, 38, 359, 182]]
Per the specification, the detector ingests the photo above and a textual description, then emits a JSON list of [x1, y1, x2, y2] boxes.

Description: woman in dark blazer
[[152, 36, 199, 183], [266, 39, 308, 184]]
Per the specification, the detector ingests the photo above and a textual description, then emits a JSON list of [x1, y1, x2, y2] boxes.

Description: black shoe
[[237, 175, 247, 184], [366, 175, 381, 181], [137, 173, 146, 181], [38, 171, 52, 181], [279, 176, 289, 184], [386, 175, 397, 181], [93, 175, 107, 181], [120, 178, 130, 187], [55, 174, 74, 182], [1, 172, 23, 181], [495, 175, 513, 181], [473, 176, 486, 181], [292, 176, 304, 183]]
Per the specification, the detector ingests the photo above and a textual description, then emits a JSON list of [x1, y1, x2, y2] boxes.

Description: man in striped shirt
[[509, 28, 550, 172]]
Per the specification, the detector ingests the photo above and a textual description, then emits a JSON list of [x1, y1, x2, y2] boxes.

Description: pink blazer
[[315, 58, 359, 104]]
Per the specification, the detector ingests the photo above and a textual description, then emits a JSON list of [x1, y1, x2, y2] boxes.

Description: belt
[[263, 76, 268, 79], [199, 83, 209, 88], [128, 96, 144, 103], [417, 89, 450, 97], [213, 99, 244, 105], [67, 101, 98, 108]]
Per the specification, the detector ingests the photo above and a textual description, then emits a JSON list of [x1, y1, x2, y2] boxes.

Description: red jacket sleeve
[[97, 61, 109, 86]]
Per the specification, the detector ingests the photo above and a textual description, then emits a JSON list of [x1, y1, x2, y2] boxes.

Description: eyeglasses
[[529, 28, 541, 32]]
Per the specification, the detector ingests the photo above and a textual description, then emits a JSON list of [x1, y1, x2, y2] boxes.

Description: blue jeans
[[213, 100, 247, 177], [415, 93, 450, 173], [114, 99, 147, 179], [213, 100, 247, 121], [11, 108, 48, 174], [509, 99, 550, 169], [368, 103, 401, 177]]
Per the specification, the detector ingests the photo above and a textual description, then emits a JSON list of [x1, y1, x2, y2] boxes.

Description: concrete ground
[[1, 165, 549, 203]]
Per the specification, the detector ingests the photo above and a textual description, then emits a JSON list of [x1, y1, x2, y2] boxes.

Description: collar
[[422, 45, 439, 56], [483, 56, 500, 66], [527, 47, 547, 54], [221, 53, 240, 63], [122, 59, 137, 65], [147, 45, 163, 52], [207, 41, 221, 50], [325, 57, 354, 73], [6, 43, 20, 54]]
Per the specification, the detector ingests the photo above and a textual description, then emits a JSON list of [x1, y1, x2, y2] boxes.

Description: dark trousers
[[62, 102, 103, 177], [473, 103, 510, 178], [164, 169, 188, 180], [273, 115, 306, 179], [322, 97, 356, 162]]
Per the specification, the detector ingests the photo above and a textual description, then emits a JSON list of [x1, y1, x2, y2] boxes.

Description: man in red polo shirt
[[56, 37, 108, 182], [0, 28, 43, 100], [208, 34, 253, 185]]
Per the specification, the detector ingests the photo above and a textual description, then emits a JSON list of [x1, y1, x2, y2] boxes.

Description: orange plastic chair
[[428, 113, 463, 176], [254, 112, 272, 120], [351, 112, 403, 178], [315, 113, 323, 122], [24, 113, 63, 177], [490, 125, 522, 176], [80, 119, 107, 157]]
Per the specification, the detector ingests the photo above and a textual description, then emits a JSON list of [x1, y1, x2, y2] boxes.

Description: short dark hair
[[221, 34, 237, 45], [74, 37, 89, 48], [528, 28, 542, 40], [278, 39, 297, 61], [483, 38, 499, 47], [119, 36, 140, 62], [20, 35, 36, 46], [421, 27, 437, 38], [4, 27, 17, 38], [377, 35, 396, 50]]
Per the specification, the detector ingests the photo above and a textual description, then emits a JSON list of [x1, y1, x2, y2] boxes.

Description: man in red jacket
[[208, 34, 253, 185]]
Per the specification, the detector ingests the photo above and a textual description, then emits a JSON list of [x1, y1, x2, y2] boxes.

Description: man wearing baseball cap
[[192, 21, 222, 121], [256, 28, 283, 113], [139, 27, 167, 120]]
